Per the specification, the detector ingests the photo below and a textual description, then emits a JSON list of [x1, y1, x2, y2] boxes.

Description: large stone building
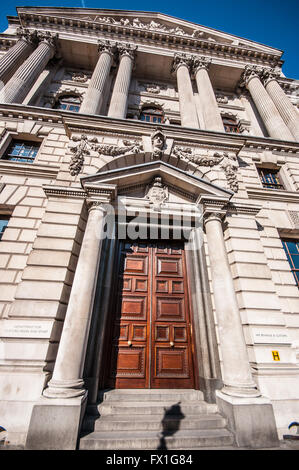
[[0, 6, 298, 450]]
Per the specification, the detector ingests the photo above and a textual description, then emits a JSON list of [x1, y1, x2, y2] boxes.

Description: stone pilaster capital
[[193, 56, 211, 74], [171, 53, 194, 74], [16, 27, 39, 46], [116, 42, 138, 61]]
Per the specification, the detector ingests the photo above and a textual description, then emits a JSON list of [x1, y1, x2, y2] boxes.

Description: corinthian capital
[[171, 53, 194, 73], [193, 56, 211, 73], [239, 65, 266, 87], [260, 67, 281, 86], [98, 39, 118, 57], [16, 27, 39, 46], [117, 42, 138, 60], [37, 31, 59, 51]]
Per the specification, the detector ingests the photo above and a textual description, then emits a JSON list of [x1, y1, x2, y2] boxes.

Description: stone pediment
[[17, 7, 281, 55], [80, 160, 233, 204]]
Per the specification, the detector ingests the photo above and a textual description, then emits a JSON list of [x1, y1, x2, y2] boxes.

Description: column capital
[[193, 56, 211, 74], [203, 210, 226, 226], [239, 65, 266, 88], [98, 39, 118, 57], [171, 53, 194, 73], [16, 27, 39, 46], [36, 31, 59, 53], [260, 67, 281, 87], [116, 42, 138, 61]]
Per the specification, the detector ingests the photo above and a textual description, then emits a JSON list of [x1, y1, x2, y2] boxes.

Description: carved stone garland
[[68, 135, 144, 176], [172, 146, 239, 193]]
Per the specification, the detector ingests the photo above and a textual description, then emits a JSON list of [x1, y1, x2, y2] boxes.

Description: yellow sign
[[272, 350, 280, 361]]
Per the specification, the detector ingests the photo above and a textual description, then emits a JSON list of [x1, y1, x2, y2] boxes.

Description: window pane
[[285, 241, 299, 255], [282, 239, 299, 287], [2, 140, 39, 163], [0, 218, 9, 240]]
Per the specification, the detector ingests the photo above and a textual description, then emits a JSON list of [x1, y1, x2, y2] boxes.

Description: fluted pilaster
[[0, 32, 58, 104], [241, 66, 294, 141], [193, 57, 224, 132], [0, 29, 38, 85], [262, 70, 299, 142], [80, 40, 116, 115], [108, 44, 137, 119], [172, 53, 199, 129]]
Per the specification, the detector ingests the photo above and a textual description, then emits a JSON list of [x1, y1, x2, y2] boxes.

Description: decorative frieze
[[96, 139, 143, 157], [138, 81, 168, 94]]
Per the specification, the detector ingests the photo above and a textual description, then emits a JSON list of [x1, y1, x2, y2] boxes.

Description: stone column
[[108, 44, 137, 119], [0, 29, 38, 85], [80, 40, 116, 115], [172, 53, 199, 129], [262, 69, 299, 142], [193, 57, 224, 132], [241, 66, 294, 141], [43, 200, 108, 399], [203, 210, 260, 398], [0, 32, 57, 104]]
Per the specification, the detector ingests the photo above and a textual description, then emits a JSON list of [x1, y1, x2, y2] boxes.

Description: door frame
[[83, 213, 222, 403]]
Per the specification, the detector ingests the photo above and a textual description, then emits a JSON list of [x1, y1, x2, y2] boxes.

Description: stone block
[[216, 391, 279, 448], [25, 394, 87, 450]]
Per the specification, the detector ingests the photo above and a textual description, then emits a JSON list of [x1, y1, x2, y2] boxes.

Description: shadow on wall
[[157, 402, 185, 450]]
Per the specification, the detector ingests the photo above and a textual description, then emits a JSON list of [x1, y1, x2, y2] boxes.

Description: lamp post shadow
[[157, 401, 185, 450]]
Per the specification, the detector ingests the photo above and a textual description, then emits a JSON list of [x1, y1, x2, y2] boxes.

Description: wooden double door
[[106, 240, 195, 389]]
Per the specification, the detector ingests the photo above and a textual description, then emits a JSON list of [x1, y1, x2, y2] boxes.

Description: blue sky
[[0, 0, 298, 78]]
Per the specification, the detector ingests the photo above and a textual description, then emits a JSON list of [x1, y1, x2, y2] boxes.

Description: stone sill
[[246, 186, 299, 203], [0, 160, 60, 178]]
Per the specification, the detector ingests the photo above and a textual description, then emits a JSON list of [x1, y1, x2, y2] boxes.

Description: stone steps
[[80, 429, 234, 450], [82, 412, 227, 432], [79, 389, 235, 450]]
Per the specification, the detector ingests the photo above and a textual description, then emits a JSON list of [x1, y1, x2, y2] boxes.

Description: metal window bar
[[258, 168, 284, 189], [2, 141, 40, 163]]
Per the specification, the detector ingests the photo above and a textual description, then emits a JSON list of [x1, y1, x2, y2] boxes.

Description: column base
[[216, 390, 279, 448], [43, 378, 86, 399], [221, 382, 261, 398], [25, 392, 88, 450]]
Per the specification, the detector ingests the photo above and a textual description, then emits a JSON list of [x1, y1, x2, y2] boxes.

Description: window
[[222, 117, 241, 134], [140, 107, 164, 123], [258, 168, 284, 190], [2, 140, 40, 163], [281, 239, 299, 287], [54, 95, 81, 112], [0, 216, 9, 241]]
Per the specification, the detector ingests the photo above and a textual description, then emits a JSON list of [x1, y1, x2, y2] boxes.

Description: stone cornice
[[43, 182, 117, 202], [13, 11, 283, 67], [0, 104, 298, 155]]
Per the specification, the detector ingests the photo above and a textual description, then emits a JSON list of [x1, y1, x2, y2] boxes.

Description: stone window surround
[[255, 161, 293, 193], [0, 130, 43, 164]]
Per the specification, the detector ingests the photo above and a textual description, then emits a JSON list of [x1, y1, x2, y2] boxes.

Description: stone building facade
[[0, 7, 298, 450]]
